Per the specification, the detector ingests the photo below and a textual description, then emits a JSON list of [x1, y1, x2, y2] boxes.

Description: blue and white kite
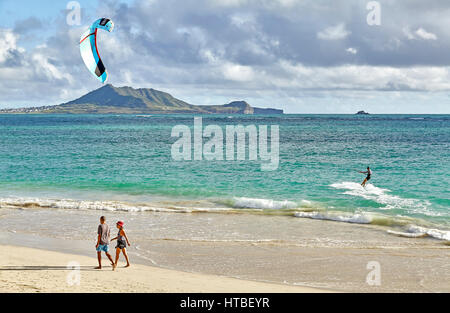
[[79, 18, 114, 83]]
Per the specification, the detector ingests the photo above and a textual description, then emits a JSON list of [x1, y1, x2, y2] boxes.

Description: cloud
[[415, 28, 438, 40], [1, 0, 450, 113], [222, 63, 255, 82], [0, 26, 79, 106], [346, 47, 357, 55], [31, 53, 73, 82], [403, 27, 438, 40], [317, 23, 350, 40], [402, 27, 416, 40], [278, 61, 450, 92], [13, 17, 43, 34], [0, 29, 23, 64]]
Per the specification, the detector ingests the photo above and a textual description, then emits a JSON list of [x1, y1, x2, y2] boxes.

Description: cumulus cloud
[[415, 28, 438, 40], [403, 27, 438, 40], [0, 27, 80, 106], [0, 29, 23, 64], [278, 61, 450, 92], [346, 47, 358, 55]]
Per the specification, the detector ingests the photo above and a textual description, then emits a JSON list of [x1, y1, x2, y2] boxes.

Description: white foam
[[299, 199, 314, 208], [331, 182, 390, 198], [407, 225, 450, 241], [231, 197, 299, 210], [0, 196, 255, 214], [330, 182, 435, 216], [387, 230, 428, 238], [294, 211, 373, 224], [0, 197, 179, 213], [134, 245, 159, 266]]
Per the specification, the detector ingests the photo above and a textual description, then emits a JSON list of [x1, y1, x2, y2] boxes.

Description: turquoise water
[[0, 114, 448, 236]]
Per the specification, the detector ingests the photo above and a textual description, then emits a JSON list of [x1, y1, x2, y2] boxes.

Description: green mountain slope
[[1, 85, 284, 114]]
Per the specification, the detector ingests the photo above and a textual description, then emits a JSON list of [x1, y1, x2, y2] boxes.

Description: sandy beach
[[0, 245, 329, 293], [1, 206, 449, 293]]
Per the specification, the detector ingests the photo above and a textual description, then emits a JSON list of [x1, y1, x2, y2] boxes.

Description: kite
[[79, 18, 114, 83]]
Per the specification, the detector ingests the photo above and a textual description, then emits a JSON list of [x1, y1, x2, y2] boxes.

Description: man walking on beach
[[95, 216, 114, 269]]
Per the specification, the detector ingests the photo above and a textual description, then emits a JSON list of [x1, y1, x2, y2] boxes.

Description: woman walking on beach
[[111, 221, 131, 270]]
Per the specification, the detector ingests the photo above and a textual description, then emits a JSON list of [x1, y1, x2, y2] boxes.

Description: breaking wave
[[294, 210, 450, 241], [1, 195, 448, 241], [388, 225, 450, 241], [330, 182, 437, 216], [228, 197, 307, 210]]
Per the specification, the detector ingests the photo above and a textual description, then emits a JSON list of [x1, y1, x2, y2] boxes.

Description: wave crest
[[330, 182, 436, 216]]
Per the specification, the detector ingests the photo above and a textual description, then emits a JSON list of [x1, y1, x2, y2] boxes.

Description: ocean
[[0, 113, 449, 291], [0, 114, 448, 239]]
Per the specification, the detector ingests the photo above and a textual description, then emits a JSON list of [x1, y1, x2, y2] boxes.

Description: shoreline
[[0, 245, 330, 293], [1, 207, 449, 292], [0, 190, 447, 237]]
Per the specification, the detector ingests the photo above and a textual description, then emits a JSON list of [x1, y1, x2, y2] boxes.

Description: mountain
[[60, 84, 196, 112], [2, 85, 283, 114]]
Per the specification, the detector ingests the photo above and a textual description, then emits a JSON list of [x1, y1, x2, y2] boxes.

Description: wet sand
[[0, 208, 449, 292]]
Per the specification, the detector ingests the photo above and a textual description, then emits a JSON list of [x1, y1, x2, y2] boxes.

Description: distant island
[[355, 110, 369, 115], [0, 84, 283, 115]]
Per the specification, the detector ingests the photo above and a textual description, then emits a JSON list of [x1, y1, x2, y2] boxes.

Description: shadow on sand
[[0, 266, 107, 272]]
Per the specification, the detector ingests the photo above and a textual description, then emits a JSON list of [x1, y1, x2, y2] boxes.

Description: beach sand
[[0, 245, 329, 293], [1, 207, 449, 292]]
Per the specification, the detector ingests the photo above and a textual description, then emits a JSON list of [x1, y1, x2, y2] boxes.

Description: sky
[[1, 0, 450, 113]]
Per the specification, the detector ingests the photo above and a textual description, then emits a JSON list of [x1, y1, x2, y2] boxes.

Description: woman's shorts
[[116, 241, 126, 249]]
